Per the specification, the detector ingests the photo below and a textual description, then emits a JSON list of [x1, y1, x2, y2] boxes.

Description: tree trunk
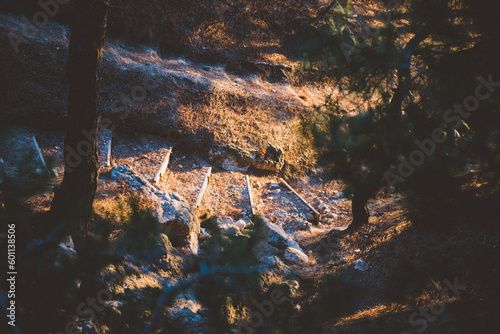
[[51, 0, 109, 234], [350, 190, 369, 229]]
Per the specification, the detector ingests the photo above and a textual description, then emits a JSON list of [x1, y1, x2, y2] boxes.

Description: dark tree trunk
[[51, 0, 108, 234], [350, 189, 369, 230]]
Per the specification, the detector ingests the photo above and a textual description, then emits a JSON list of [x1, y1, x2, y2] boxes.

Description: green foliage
[[308, 106, 394, 197], [199, 216, 261, 267], [303, 0, 500, 226], [195, 217, 263, 333]]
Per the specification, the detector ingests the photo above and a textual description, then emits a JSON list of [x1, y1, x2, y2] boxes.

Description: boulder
[[221, 156, 248, 172], [199, 227, 211, 241], [318, 202, 329, 213], [261, 219, 301, 250], [297, 220, 312, 231], [234, 219, 248, 231], [251, 241, 288, 272], [253, 144, 285, 172], [109, 163, 155, 193], [269, 180, 280, 189], [209, 143, 285, 173], [217, 216, 241, 237], [257, 218, 309, 266], [284, 247, 309, 264], [169, 292, 208, 334], [43, 236, 78, 272], [326, 212, 338, 219], [209, 144, 254, 170], [270, 188, 281, 195], [109, 164, 200, 254], [157, 191, 199, 254], [155, 233, 173, 253], [274, 280, 301, 299], [171, 308, 208, 334], [354, 259, 368, 271]]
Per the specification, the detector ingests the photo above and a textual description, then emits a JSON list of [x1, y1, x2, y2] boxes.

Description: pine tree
[[303, 0, 500, 228]]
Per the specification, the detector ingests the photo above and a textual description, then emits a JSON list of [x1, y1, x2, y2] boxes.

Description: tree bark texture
[[51, 0, 108, 234]]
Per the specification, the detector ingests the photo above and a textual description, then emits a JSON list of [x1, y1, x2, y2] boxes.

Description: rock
[[298, 220, 312, 231], [222, 156, 248, 172], [318, 202, 328, 213], [79, 321, 99, 334], [44, 236, 77, 272], [156, 233, 173, 253], [269, 180, 280, 189], [103, 300, 124, 318], [305, 212, 316, 221], [261, 219, 299, 250], [109, 164, 155, 193], [199, 228, 210, 241], [217, 216, 241, 236], [258, 218, 309, 265], [275, 280, 301, 299], [156, 191, 200, 254], [284, 247, 309, 264], [234, 219, 248, 231], [110, 164, 200, 254], [326, 212, 338, 219], [251, 242, 288, 271], [209, 144, 254, 169], [57, 236, 77, 260], [168, 292, 208, 333], [270, 188, 281, 195], [253, 144, 285, 172], [354, 259, 368, 271], [170, 307, 208, 334], [333, 192, 345, 199]]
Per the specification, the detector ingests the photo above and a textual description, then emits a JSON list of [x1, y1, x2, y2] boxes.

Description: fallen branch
[[153, 148, 172, 184], [279, 178, 320, 224]]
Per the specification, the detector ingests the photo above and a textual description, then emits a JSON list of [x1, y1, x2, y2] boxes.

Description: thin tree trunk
[[51, 0, 109, 234], [347, 33, 427, 230], [350, 189, 369, 229]]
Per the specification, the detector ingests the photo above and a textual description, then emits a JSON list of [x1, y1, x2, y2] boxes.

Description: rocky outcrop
[[253, 217, 309, 266], [253, 144, 285, 172], [168, 291, 209, 334], [109, 164, 200, 254], [155, 191, 200, 253], [209, 144, 254, 172], [209, 143, 285, 173], [215, 216, 250, 237]]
